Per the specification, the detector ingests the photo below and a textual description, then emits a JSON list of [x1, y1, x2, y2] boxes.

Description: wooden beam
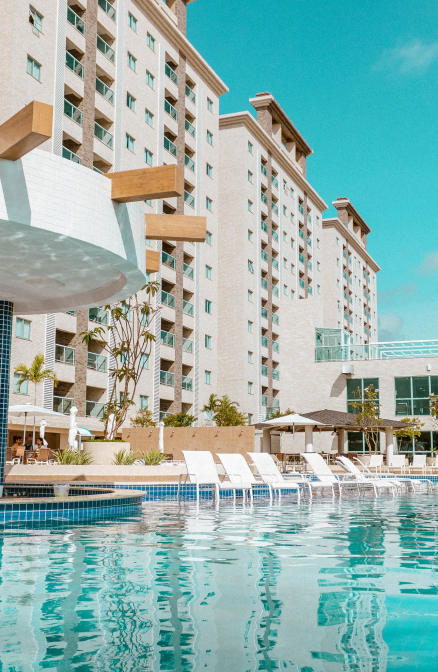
[[0, 101, 53, 161], [106, 165, 184, 203], [145, 214, 207, 242], [146, 250, 160, 273]]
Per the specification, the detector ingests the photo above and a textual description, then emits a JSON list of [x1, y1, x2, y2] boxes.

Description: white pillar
[[338, 428, 348, 454], [385, 428, 394, 466], [262, 428, 271, 453], [305, 425, 314, 452]]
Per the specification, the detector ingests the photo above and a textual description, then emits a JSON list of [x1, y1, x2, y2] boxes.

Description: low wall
[[4, 464, 190, 483], [83, 441, 131, 465]]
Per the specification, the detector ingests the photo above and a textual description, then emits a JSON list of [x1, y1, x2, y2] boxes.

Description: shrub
[[54, 448, 94, 465], [163, 412, 196, 427], [112, 449, 137, 465], [138, 449, 168, 465], [131, 409, 156, 427]]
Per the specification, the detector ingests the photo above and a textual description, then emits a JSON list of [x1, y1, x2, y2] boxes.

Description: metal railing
[[65, 51, 83, 78], [53, 396, 73, 415], [98, 0, 116, 22], [185, 84, 196, 103], [162, 251, 175, 270], [272, 341, 280, 353], [96, 77, 114, 104], [62, 147, 81, 164], [183, 337, 193, 353], [164, 136, 177, 157], [182, 376, 193, 391], [315, 339, 438, 363], [161, 331, 175, 347], [87, 352, 107, 371], [89, 307, 108, 324], [86, 400, 106, 418], [272, 285, 279, 297], [183, 300, 194, 316], [97, 35, 115, 63], [94, 121, 113, 148], [55, 344, 75, 365], [184, 191, 195, 208], [185, 118, 196, 138], [272, 313, 279, 325], [67, 6, 85, 33], [185, 154, 195, 172], [160, 370, 174, 387], [183, 263, 194, 279], [161, 291, 175, 309], [164, 99, 178, 121], [165, 63, 178, 85], [64, 99, 82, 125]]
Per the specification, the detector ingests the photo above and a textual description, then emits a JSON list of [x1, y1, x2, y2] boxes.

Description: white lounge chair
[[354, 457, 429, 493], [337, 456, 397, 497], [387, 455, 407, 473], [302, 453, 362, 499], [179, 451, 250, 504], [217, 454, 260, 503], [247, 453, 302, 501], [357, 455, 383, 473], [407, 455, 427, 474]]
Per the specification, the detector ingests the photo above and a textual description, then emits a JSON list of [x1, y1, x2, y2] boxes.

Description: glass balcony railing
[[307, 212, 312, 223], [98, 0, 116, 22], [87, 352, 107, 371], [299, 253, 305, 263], [307, 236, 312, 246], [308, 285, 313, 295], [185, 84, 196, 103], [183, 300, 194, 316], [261, 220, 268, 233], [185, 154, 195, 173], [261, 249, 268, 262], [65, 51, 83, 78], [183, 263, 194, 279], [161, 291, 175, 309], [53, 396, 73, 415], [67, 6, 85, 33], [164, 136, 177, 157], [183, 337, 193, 354], [272, 285, 279, 297], [299, 204, 304, 215], [261, 306, 268, 319], [184, 190, 195, 209], [272, 230, 279, 243], [185, 118, 196, 138], [271, 175, 279, 189], [97, 34, 115, 63], [262, 395, 268, 407], [261, 191, 268, 205], [94, 122, 113, 148], [261, 164, 267, 177], [86, 400, 106, 418], [272, 202, 279, 215], [65, 310, 76, 315], [182, 376, 193, 391], [299, 278, 305, 289], [272, 369, 280, 380], [89, 307, 108, 325], [272, 313, 279, 325], [165, 63, 178, 85], [62, 147, 81, 164], [261, 335, 268, 348], [64, 98, 82, 125], [272, 398, 280, 408], [55, 344, 75, 365], [160, 370, 174, 387], [161, 331, 175, 348], [308, 261, 312, 271], [164, 99, 178, 121], [96, 77, 114, 104], [272, 342, 280, 353], [262, 365, 268, 377], [261, 277, 268, 290], [272, 258, 279, 270], [162, 251, 175, 270]]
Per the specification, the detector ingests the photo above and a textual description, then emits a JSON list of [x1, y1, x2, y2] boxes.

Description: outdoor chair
[[247, 453, 302, 502], [407, 455, 427, 474], [354, 457, 429, 492], [426, 456, 438, 473], [179, 451, 250, 504], [302, 453, 363, 499], [387, 455, 407, 473], [336, 456, 397, 497], [356, 455, 383, 474], [216, 454, 262, 503], [36, 448, 50, 465]]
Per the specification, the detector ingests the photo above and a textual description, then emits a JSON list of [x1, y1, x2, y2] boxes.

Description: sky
[[187, 0, 438, 342]]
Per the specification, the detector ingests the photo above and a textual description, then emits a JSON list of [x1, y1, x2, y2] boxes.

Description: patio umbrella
[[158, 422, 164, 454], [9, 403, 64, 448], [68, 406, 78, 450], [106, 413, 116, 440], [39, 419, 48, 446], [76, 426, 93, 452], [256, 413, 324, 456]]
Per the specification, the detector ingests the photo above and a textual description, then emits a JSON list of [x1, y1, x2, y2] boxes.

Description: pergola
[[255, 410, 412, 465]]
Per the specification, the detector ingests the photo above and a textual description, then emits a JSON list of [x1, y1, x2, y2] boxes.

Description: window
[[119, 392, 130, 404], [290, 213, 294, 223], [206, 197, 212, 211], [144, 149, 153, 165], [290, 188, 295, 198], [248, 351, 253, 363], [291, 238, 295, 249], [145, 109, 154, 127], [337, 258, 340, 267], [140, 354, 149, 369], [317, 239, 320, 248], [395, 377, 438, 416], [126, 134, 135, 152], [29, 7, 43, 31], [336, 237, 339, 245], [147, 32, 155, 51], [27, 56, 41, 81], [207, 97, 213, 112], [248, 200, 253, 213], [248, 229, 253, 242], [346, 378, 379, 413], [207, 130, 213, 145], [146, 70, 155, 89], [317, 262, 320, 271], [16, 318, 31, 340], [204, 370, 211, 385], [248, 141, 253, 153], [248, 260, 254, 273], [283, 206, 287, 216], [291, 290, 295, 299], [205, 334, 212, 349], [248, 290, 253, 302], [291, 263, 295, 274], [205, 265, 212, 280], [145, 200, 152, 207], [248, 382, 253, 395], [127, 53, 136, 71], [248, 171, 253, 183], [283, 284, 288, 295], [248, 321, 253, 333], [140, 395, 148, 410], [128, 12, 137, 31], [317, 285, 321, 294], [283, 231, 287, 242], [206, 231, 212, 245], [248, 414, 253, 425], [127, 93, 135, 111], [206, 163, 213, 178], [283, 258, 287, 268], [337, 279, 340, 287], [13, 373, 28, 395], [205, 300, 212, 314]]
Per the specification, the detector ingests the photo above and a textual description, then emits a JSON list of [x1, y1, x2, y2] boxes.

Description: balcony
[[183, 300, 194, 316], [67, 6, 85, 33], [62, 147, 81, 164], [272, 285, 279, 297], [55, 344, 75, 365], [261, 277, 268, 290], [184, 191, 195, 209], [164, 99, 178, 121], [271, 202, 279, 216], [261, 220, 268, 233], [261, 248, 268, 262], [272, 313, 279, 326], [272, 369, 280, 381], [262, 395, 268, 406], [185, 84, 196, 103], [97, 35, 115, 63], [261, 191, 268, 205], [272, 230, 278, 243], [53, 396, 73, 415], [261, 164, 267, 177], [64, 98, 82, 126], [299, 204, 304, 215], [272, 398, 280, 409], [185, 154, 195, 173], [299, 278, 305, 289], [87, 352, 107, 372], [65, 51, 83, 78], [89, 307, 108, 325], [272, 258, 279, 270], [96, 77, 114, 104], [272, 341, 279, 353], [161, 331, 175, 348], [165, 63, 178, 85], [86, 400, 106, 418], [308, 285, 313, 295], [164, 136, 177, 157], [299, 253, 305, 264], [261, 306, 268, 319], [307, 213, 312, 224], [261, 335, 268, 348], [182, 376, 193, 391], [299, 229, 304, 240], [271, 175, 279, 189], [307, 237, 312, 247], [185, 118, 196, 138], [161, 290, 175, 309], [183, 263, 194, 279], [98, 0, 116, 21], [94, 121, 113, 148], [183, 337, 193, 354], [162, 251, 175, 270], [160, 370, 174, 387], [262, 365, 268, 377]]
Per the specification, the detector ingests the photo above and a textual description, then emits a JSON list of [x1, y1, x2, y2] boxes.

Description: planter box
[[83, 441, 131, 465]]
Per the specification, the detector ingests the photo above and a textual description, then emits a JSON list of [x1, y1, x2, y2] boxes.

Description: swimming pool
[[0, 495, 437, 671]]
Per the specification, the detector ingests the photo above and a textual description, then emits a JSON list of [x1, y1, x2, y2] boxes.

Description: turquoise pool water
[[1, 496, 438, 671]]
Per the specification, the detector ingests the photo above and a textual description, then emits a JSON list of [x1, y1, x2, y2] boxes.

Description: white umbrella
[[256, 413, 325, 462], [9, 403, 64, 447], [106, 413, 116, 440], [158, 422, 164, 454], [68, 406, 78, 450]]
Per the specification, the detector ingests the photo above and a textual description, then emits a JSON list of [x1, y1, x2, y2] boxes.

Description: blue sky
[[187, 0, 438, 342]]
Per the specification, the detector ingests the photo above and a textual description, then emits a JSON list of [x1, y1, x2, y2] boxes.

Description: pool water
[[1, 496, 438, 671]]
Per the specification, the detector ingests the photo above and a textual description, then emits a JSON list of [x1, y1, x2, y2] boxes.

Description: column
[[338, 428, 348, 454], [262, 428, 271, 453], [0, 301, 13, 486], [305, 425, 314, 452], [385, 428, 394, 467]]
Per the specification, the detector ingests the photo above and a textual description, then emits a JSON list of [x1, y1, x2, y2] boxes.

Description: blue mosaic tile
[[0, 301, 13, 486]]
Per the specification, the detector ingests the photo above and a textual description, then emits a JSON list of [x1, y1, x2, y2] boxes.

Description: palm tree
[[202, 394, 247, 426], [14, 353, 58, 445], [201, 394, 220, 421]]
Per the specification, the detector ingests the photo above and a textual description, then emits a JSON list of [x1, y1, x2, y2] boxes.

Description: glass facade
[[346, 378, 379, 413], [347, 431, 380, 453], [395, 376, 438, 415]]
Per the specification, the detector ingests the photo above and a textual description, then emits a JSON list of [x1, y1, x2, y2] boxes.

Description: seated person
[[11, 436, 23, 455], [34, 437, 45, 454]]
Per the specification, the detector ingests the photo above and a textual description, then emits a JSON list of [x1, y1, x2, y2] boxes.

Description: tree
[[270, 407, 294, 419], [349, 383, 381, 454], [14, 353, 58, 445], [81, 282, 159, 437], [429, 394, 438, 433], [163, 412, 196, 427], [130, 408, 156, 428], [202, 394, 247, 426], [393, 417, 423, 452]]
